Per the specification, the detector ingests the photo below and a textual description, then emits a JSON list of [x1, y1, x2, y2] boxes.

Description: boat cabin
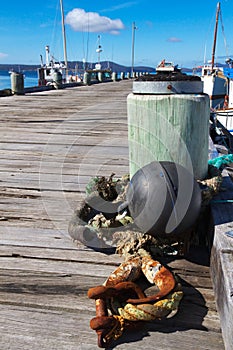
[[156, 60, 178, 72]]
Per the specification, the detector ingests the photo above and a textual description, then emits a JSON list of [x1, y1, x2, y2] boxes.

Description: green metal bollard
[[127, 79, 209, 180], [53, 71, 63, 89], [84, 72, 91, 85], [11, 72, 24, 95]]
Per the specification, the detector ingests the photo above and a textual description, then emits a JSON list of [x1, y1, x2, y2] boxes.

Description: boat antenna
[[203, 43, 207, 65], [60, 0, 68, 79], [86, 14, 90, 67], [131, 22, 137, 77], [211, 2, 220, 71], [45, 45, 50, 66], [40, 54, 44, 67]]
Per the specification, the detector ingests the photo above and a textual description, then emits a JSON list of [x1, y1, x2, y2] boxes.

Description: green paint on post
[[127, 93, 210, 180]]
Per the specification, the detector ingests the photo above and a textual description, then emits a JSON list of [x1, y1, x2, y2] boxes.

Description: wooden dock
[[0, 80, 224, 349]]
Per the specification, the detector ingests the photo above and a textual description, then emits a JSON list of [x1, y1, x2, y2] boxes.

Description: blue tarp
[[223, 67, 233, 79]]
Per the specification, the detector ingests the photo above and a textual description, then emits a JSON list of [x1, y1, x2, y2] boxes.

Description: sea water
[[0, 70, 38, 90]]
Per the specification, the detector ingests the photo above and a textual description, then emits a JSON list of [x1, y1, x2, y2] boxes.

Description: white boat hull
[[215, 109, 233, 134], [202, 74, 227, 109]]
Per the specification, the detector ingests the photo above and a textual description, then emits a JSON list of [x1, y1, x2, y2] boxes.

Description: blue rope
[[211, 199, 233, 203], [208, 154, 233, 169]]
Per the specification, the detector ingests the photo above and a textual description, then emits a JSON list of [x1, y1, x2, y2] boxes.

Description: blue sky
[[0, 0, 233, 68]]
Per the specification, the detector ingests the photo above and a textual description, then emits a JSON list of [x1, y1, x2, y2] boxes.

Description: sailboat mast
[[60, 0, 68, 78], [211, 2, 220, 71]]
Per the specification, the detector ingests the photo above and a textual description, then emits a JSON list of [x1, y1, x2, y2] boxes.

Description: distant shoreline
[[0, 61, 193, 74], [0, 61, 154, 72]]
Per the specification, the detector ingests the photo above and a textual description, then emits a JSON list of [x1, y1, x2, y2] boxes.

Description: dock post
[[112, 72, 117, 81], [53, 71, 63, 89], [126, 72, 130, 79], [127, 77, 209, 180], [120, 72, 124, 80], [83, 72, 91, 85], [98, 71, 103, 82], [10, 72, 24, 95]]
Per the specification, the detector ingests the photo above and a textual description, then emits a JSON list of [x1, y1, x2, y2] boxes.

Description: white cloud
[[100, 2, 138, 13], [0, 52, 8, 59], [167, 37, 182, 43], [65, 8, 125, 35]]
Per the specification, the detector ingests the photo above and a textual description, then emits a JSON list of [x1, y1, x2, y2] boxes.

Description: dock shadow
[[106, 276, 208, 349]]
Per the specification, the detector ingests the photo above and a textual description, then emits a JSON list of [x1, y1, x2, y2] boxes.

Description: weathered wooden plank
[[0, 159, 129, 175], [0, 284, 221, 334], [0, 244, 214, 276], [0, 171, 127, 185], [0, 257, 116, 277], [0, 220, 67, 230], [0, 245, 122, 265], [0, 197, 77, 212], [0, 267, 218, 314], [0, 244, 221, 333], [0, 226, 79, 248], [0, 304, 224, 350], [0, 180, 86, 192], [0, 129, 128, 142]]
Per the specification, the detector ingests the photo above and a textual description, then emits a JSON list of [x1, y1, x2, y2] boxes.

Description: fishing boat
[[201, 63, 227, 109], [210, 63, 233, 153], [214, 64, 233, 135], [38, 0, 68, 86], [198, 2, 233, 151], [37, 45, 67, 86], [37, 0, 80, 86], [201, 2, 228, 109], [156, 60, 178, 72]]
